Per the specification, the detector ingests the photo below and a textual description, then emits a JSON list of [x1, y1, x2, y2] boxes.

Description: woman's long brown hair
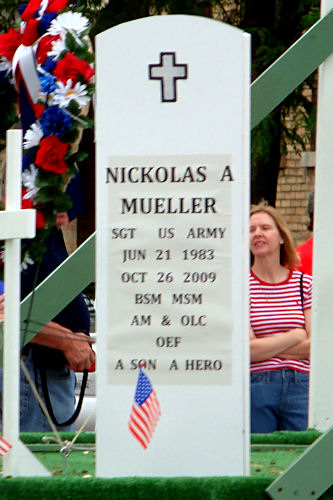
[[250, 204, 299, 268]]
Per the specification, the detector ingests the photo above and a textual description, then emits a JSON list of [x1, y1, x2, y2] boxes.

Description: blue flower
[[18, 4, 27, 16], [38, 13, 57, 35], [42, 57, 57, 73], [22, 153, 35, 171], [0, 70, 9, 84], [40, 106, 72, 137], [39, 72, 57, 93]]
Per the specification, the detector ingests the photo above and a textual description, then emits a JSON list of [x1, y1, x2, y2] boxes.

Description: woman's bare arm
[[250, 326, 307, 362], [279, 308, 311, 359]]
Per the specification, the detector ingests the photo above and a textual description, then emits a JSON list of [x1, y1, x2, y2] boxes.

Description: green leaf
[[53, 192, 73, 212], [65, 32, 77, 52], [77, 115, 94, 129], [67, 100, 81, 115], [68, 150, 89, 164], [62, 127, 80, 144]]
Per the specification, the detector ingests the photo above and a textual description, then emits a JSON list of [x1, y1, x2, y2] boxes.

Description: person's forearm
[[1, 293, 95, 371], [278, 339, 311, 359], [250, 329, 307, 362], [29, 321, 77, 350]]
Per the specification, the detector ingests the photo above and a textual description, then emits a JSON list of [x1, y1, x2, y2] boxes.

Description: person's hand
[[62, 331, 96, 372], [55, 212, 69, 229], [30, 322, 96, 371]]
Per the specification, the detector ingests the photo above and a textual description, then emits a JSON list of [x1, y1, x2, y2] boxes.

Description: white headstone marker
[[0, 130, 50, 477], [96, 15, 250, 476]]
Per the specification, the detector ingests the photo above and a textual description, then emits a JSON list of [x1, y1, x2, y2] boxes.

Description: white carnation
[[47, 38, 66, 59], [48, 12, 89, 37], [22, 164, 40, 199], [21, 253, 34, 271], [23, 123, 43, 149]]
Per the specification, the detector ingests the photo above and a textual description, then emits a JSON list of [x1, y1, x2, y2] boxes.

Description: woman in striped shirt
[[249, 204, 312, 433]]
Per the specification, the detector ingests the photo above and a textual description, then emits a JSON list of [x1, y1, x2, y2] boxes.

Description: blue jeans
[[0, 350, 76, 432], [251, 369, 309, 433]]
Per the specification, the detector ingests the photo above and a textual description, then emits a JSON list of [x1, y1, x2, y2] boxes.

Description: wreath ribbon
[[13, 44, 40, 107]]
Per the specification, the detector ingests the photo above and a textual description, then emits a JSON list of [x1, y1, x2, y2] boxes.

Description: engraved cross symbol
[[149, 52, 188, 102]]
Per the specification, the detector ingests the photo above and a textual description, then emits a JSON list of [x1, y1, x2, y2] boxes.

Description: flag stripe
[[149, 391, 161, 417], [129, 407, 152, 448], [0, 437, 12, 456], [140, 402, 155, 435], [129, 418, 149, 449], [131, 405, 152, 440], [142, 397, 160, 429], [128, 421, 148, 449], [134, 402, 157, 440]]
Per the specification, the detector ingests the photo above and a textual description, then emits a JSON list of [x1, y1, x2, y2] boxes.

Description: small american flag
[[128, 365, 161, 449], [0, 436, 12, 456]]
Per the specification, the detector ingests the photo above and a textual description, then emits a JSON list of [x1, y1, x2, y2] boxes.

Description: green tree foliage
[[0, 0, 18, 31], [86, 0, 320, 205], [240, 0, 319, 205], [0, 0, 320, 204], [0, 80, 18, 150], [0, 0, 19, 152]]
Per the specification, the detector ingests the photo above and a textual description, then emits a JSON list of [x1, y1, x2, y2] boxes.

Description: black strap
[[300, 272, 304, 310], [39, 365, 88, 427], [21, 238, 88, 427]]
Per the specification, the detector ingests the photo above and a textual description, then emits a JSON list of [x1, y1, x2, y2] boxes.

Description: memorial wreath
[[0, 0, 95, 267]]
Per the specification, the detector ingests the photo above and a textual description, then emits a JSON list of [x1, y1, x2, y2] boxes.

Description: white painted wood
[[1, 130, 49, 476], [309, 0, 333, 431], [0, 210, 36, 240], [96, 15, 250, 476]]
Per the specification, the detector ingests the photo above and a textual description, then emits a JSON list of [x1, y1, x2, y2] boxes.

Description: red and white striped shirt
[[250, 269, 312, 374]]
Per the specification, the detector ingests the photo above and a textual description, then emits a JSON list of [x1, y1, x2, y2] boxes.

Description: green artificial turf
[[0, 476, 273, 500], [251, 429, 322, 445], [251, 447, 305, 478], [0, 431, 332, 499], [0, 431, 322, 478], [34, 449, 95, 477], [31, 446, 308, 479]]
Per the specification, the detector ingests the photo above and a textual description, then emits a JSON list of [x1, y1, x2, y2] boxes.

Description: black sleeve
[[21, 227, 90, 334]]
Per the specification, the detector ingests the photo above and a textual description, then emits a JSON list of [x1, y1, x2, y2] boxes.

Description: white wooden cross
[[0, 130, 50, 476]]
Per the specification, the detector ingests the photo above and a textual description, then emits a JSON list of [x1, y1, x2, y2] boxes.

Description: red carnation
[[46, 0, 69, 12], [35, 136, 68, 174], [53, 52, 95, 86], [0, 28, 23, 61], [21, 190, 45, 229], [37, 35, 60, 65], [37, 210, 46, 229], [34, 103, 46, 119]]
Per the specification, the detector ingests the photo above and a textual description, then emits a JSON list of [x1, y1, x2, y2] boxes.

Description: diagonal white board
[[96, 15, 250, 477]]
